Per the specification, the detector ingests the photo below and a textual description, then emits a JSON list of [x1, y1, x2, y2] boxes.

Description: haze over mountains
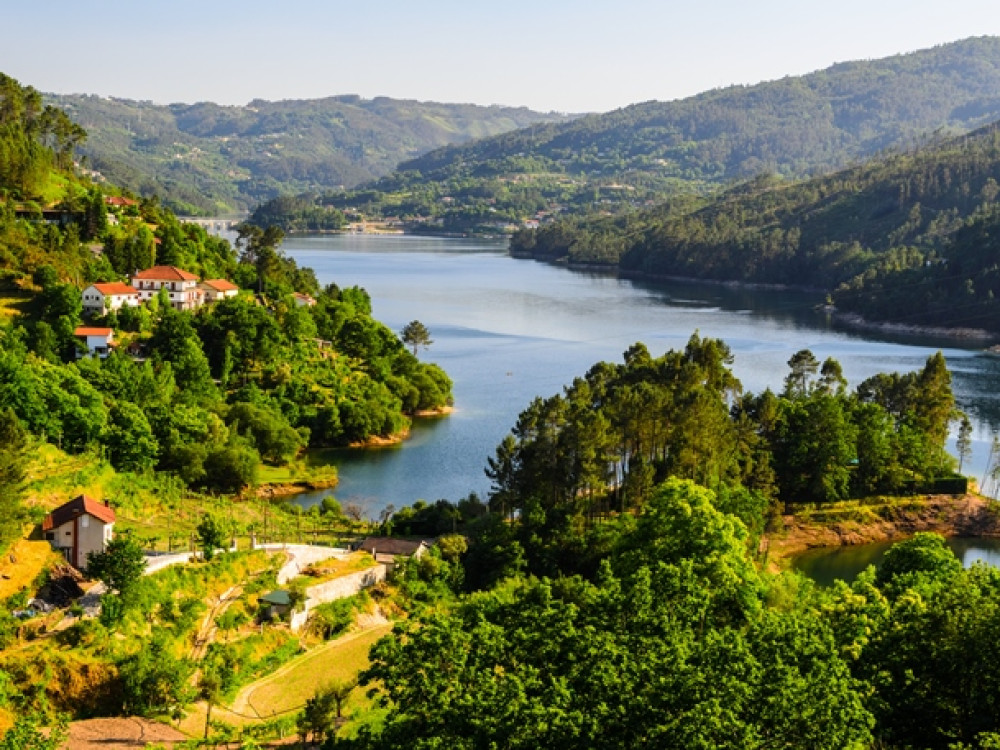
[[45, 93, 573, 214], [48, 37, 1000, 219]]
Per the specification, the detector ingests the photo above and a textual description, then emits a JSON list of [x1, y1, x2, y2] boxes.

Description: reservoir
[[792, 537, 1000, 586], [283, 233, 1000, 518]]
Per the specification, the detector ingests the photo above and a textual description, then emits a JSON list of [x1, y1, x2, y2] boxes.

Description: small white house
[[81, 282, 140, 316], [131, 265, 203, 311], [292, 292, 317, 307], [73, 326, 115, 358], [42, 495, 116, 570]]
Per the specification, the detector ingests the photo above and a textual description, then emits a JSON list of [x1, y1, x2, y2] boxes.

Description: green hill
[[512, 119, 1000, 334], [289, 36, 1000, 234], [45, 93, 572, 215]]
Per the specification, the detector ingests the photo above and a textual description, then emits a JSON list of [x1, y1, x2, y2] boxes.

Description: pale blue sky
[[6, 1, 1000, 112]]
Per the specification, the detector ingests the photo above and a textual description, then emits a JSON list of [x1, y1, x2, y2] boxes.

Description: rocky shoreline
[[765, 494, 1000, 563]]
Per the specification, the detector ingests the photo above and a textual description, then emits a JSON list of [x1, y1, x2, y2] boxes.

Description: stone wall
[[289, 564, 387, 633]]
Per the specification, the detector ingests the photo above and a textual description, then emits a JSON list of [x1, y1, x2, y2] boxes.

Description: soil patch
[[766, 494, 1000, 562], [63, 717, 187, 749]]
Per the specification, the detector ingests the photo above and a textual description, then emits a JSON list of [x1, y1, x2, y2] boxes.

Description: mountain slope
[[512, 119, 1000, 333], [288, 36, 1000, 234], [46, 93, 572, 214], [405, 36, 1000, 186]]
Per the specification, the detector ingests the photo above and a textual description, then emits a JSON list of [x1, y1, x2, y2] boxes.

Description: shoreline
[[348, 405, 456, 448], [511, 252, 998, 344], [765, 494, 1000, 565], [249, 477, 339, 500]]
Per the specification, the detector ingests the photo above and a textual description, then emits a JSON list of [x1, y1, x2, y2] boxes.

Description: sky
[[6, 1, 1000, 113]]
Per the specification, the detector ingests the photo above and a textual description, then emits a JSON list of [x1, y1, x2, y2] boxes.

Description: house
[[259, 589, 293, 620], [73, 326, 115, 358], [104, 196, 138, 209], [42, 495, 116, 570], [199, 278, 240, 303], [357, 537, 430, 565], [81, 281, 140, 315], [292, 292, 316, 307], [131, 265, 203, 311]]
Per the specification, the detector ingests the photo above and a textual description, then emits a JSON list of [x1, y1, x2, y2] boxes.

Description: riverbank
[[828, 310, 995, 343], [765, 494, 1000, 565], [249, 476, 339, 500], [511, 252, 1000, 344]]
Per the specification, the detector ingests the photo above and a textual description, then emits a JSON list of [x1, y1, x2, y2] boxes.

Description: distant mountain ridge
[[45, 92, 573, 214], [399, 36, 1000, 188], [262, 37, 1000, 236]]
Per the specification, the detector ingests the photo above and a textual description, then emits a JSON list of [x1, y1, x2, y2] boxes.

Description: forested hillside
[[0, 72, 453, 553], [45, 93, 571, 215], [281, 36, 1000, 234], [512, 119, 1000, 333], [342, 339, 991, 750]]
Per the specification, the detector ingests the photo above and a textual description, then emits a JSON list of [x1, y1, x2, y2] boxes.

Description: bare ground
[[765, 494, 1000, 563], [63, 717, 187, 749]]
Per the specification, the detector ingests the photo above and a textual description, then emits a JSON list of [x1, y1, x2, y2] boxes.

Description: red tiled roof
[[42, 494, 116, 531], [132, 265, 199, 282], [104, 196, 137, 207], [202, 279, 239, 292], [92, 282, 138, 296], [74, 327, 113, 337]]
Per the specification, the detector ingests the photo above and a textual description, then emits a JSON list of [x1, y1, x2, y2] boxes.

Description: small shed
[[42, 495, 116, 570], [259, 589, 293, 620]]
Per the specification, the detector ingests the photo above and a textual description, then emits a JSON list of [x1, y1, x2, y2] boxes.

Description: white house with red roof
[[73, 326, 115, 358], [292, 292, 317, 307], [199, 278, 240, 303], [42, 495, 116, 570], [131, 265, 203, 310], [81, 281, 140, 316]]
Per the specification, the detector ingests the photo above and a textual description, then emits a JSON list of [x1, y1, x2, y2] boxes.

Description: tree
[[86, 531, 146, 600], [783, 349, 819, 398], [196, 514, 227, 561], [400, 320, 433, 357], [299, 679, 356, 745], [957, 413, 973, 474], [0, 711, 66, 750]]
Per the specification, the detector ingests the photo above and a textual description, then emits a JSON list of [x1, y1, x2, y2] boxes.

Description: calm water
[[792, 537, 1000, 586], [281, 234, 1000, 518]]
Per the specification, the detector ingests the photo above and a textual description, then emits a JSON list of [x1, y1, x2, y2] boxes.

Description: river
[[792, 537, 1000, 586], [281, 233, 1000, 518]]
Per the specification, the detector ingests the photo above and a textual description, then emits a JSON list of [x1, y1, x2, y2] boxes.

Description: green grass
[[236, 624, 392, 716]]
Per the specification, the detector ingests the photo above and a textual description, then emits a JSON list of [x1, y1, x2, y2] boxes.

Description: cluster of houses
[[81, 265, 239, 316], [74, 264, 240, 358]]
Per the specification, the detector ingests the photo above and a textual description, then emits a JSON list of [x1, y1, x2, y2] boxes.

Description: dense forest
[[45, 93, 571, 215], [261, 37, 1000, 234], [511, 120, 1000, 333], [337, 338, 993, 750]]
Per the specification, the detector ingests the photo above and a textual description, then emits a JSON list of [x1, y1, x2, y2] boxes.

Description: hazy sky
[[6, 1, 1000, 112]]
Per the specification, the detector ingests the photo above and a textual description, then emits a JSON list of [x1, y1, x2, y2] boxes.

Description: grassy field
[[238, 623, 392, 717]]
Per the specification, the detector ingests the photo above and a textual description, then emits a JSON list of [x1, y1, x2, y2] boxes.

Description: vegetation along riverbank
[[10, 32, 1000, 747]]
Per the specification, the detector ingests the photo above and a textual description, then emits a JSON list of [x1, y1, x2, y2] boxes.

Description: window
[[81, 515, 90, 528]]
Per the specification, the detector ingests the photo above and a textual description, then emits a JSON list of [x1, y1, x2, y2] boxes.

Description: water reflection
[[792, 537, 1000, 586]]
